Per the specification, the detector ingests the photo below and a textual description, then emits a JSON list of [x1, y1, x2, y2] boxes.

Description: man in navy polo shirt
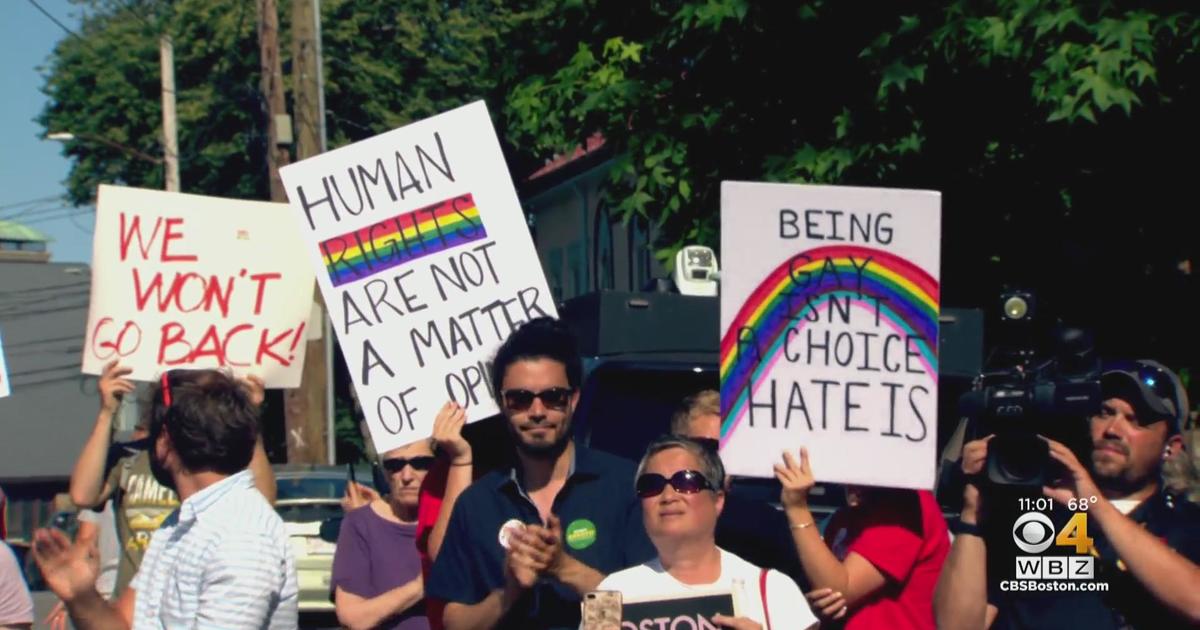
[[936, 359, 1200, 629], [428, 317, 655, 630]]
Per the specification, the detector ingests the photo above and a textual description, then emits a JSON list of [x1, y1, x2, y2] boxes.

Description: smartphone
[[347, 462, 357, 485], [581, 590, 622, 630]]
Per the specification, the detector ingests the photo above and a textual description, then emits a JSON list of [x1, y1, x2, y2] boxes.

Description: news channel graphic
[[1003, 495, 1110, 593]]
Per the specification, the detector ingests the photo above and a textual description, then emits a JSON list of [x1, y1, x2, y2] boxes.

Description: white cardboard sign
[[82, 185, 315, 387], [719, 182, 941, 490], [279, 101, 557, 454]]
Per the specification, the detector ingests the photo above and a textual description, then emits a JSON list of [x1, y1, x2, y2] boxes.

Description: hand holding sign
[[239, 373, 266, 408], [775, 447, 816, 510], [431, 401, 470, 465], [98, 361, 135, 415]]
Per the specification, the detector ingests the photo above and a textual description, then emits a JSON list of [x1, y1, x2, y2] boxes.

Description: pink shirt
[[0, 543, 33, 627]]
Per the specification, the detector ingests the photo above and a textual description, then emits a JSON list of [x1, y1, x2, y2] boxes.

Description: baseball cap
[[1100, 359, 1188, 434]]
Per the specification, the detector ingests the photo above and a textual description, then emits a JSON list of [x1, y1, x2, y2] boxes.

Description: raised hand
[[98, 361, 135, 415], [31, 528, 100, 604], [431, 401, 471, 465], [774, 448, 816, 509]]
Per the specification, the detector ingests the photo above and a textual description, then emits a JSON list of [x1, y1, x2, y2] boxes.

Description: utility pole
[[259, 0, 321, 463], [258, 0, 291, 203], [289, 0, 334, 464], [160, 35, 180, 192]]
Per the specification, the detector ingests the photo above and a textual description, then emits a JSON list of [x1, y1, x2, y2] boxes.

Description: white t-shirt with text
[[594, 547, 818, 629]]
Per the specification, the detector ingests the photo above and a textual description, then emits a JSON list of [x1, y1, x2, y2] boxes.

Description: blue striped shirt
[[131, 470, 299, 629]]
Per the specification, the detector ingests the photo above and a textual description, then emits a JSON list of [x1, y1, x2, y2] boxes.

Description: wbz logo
[[1012, 511, 1096, 580], [1015, 555, 1096, 580]]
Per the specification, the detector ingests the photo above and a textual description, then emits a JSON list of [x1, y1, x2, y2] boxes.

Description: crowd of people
[[1, 315, 1198, 629]]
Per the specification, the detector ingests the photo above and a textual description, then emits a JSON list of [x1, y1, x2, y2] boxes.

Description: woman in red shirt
[[776, 448, 950, 629]]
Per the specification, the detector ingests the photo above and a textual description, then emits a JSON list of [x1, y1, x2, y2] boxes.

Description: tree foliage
[[40, 0, 1200, 366], [502, 0, 1198, 363]]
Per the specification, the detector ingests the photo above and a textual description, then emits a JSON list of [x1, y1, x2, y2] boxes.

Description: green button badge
[[565, 518, 597, 550]]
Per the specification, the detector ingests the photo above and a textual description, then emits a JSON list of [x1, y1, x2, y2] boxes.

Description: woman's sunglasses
[[501, 387, 574, 412], [635, 470, 714, 498], [381, 456, 436, 473]]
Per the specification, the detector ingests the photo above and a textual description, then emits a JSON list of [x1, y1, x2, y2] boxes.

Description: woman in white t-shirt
[[593, 436, 817, 630]]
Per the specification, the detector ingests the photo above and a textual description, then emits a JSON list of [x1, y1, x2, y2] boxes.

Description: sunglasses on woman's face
[[635, 470, 714, 498], [381, 456, 436, 473], [501, 387, 574, 412]]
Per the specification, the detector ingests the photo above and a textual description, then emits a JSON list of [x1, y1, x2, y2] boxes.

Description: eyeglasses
[[501, 387, 575, 412], [635, 470, 715, 498], [381, 456, 436, 473]]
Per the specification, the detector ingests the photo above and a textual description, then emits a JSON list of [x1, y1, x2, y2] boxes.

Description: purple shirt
[[332, 505, 429, 630]]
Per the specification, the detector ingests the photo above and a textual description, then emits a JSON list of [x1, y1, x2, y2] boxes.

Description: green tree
[[502, 0, 1198, 364], [40, 0, 553, 203], [39, 0, 1200, 367], [40, 0, 265, 203]]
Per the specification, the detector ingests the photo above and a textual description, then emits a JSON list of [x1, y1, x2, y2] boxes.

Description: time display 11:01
[[1018, 497, 1054, 512]]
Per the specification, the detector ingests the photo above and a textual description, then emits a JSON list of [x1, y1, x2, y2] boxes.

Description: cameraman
[[935, 360, 1200, 629]]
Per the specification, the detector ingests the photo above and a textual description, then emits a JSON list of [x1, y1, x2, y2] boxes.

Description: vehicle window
[[576, 364, 717, 462]]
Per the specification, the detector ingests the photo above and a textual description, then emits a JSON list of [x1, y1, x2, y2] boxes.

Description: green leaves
[[44, 0, 1199, 274]]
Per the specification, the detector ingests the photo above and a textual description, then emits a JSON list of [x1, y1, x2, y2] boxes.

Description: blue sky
[[1, 0, 92, 264]]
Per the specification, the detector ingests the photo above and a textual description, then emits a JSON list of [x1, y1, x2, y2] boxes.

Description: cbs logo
[[1012, 511, 1092, 554]]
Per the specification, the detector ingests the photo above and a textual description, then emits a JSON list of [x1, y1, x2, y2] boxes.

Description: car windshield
[[577, 362, 717, 462], [275, 502, 343, 524], [275, 476, 347, 501]]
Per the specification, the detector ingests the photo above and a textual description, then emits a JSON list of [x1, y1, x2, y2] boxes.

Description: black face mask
[[147, 429, 177, 494]]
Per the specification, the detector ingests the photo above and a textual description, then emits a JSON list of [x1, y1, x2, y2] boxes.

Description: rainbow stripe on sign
[[319, 193, 486, 286], [719, 245, 939, 445]]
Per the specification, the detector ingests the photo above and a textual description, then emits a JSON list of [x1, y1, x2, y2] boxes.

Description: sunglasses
[[501, 387, 575, 412], [635, 470, 715, 499], [381, 456, 436, 473], [1112, 361, 1178, 402], [1104, 360, 1181, 414]]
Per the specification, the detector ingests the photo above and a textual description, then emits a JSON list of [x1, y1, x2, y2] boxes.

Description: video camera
[[959, 290, 1102, 487]]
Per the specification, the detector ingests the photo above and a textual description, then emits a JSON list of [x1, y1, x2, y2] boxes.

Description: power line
[[25, 0, 83, 40], [0, 205, 80, 222], [0, 195, 64, 212], [69, 211, 95, 235], [0, 301, 91, 320], [19, 209, 92, 227], [0, 287, 91, 312], [0, 280, 91, 297]]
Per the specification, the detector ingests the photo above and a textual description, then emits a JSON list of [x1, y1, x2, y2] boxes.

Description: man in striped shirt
[[32, 369, 298, 630]]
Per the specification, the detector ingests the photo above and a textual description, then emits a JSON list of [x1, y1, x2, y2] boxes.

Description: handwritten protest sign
[[719, 182, 941, 490], [81, 185, 316, 387], [279, 101, 557, 453], [0, 328, 9, 399], [621, 592, 736, 630]]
